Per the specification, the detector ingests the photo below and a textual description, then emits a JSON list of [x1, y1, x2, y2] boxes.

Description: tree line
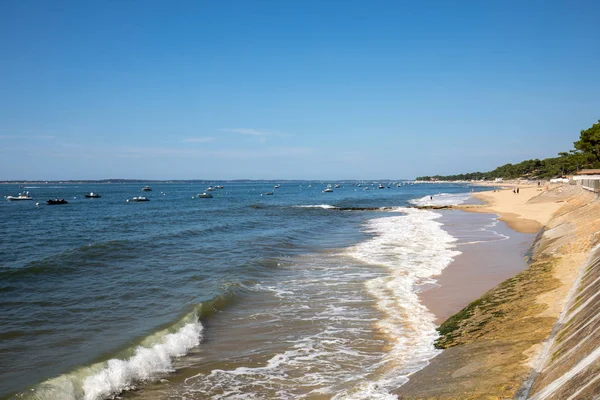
[[416, 119, 600, 181]]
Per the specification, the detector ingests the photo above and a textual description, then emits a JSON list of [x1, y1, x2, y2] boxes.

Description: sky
[[1, 0, 599, 180]]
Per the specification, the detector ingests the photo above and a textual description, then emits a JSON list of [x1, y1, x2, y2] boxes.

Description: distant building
[[573, 169, 600, 192]]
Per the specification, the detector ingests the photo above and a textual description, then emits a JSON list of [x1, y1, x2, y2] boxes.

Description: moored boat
[[197, 192, 213, 198], [46, 199, 68, 205], [84, 192, 101, 198], [141, 186, 152, 191], [7, 191, 32, 201], [128, 196, 150, 202]]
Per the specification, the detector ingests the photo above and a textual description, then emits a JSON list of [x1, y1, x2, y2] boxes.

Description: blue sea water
[[0, 181, 495, 400]]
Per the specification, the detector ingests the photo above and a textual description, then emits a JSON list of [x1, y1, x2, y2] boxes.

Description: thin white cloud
[[221, 128, 272, 136], [0, 134, 56, 140], [220, 128, 293, 139], [32, 135, 56, 140], [183, 137, 216, 143]]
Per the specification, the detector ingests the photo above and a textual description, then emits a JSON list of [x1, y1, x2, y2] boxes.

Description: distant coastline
[[0, 178, 412, 185]]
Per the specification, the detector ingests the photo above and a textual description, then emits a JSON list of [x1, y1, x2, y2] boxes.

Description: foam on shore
[[343, 207, 461, 397], [409, 192, 472, 207]]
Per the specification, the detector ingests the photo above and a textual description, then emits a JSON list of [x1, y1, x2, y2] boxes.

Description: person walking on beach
[[517, 187, 520, 194]]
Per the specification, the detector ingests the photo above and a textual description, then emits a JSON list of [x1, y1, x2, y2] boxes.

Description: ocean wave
[[409, 192, 472, 207], [18, 311, 203, 400], [293, 204, 337, 209], [344, 207, 461, 397]]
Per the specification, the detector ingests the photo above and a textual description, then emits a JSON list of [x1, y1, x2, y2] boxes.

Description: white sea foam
[[294, 204, 337, 209], [23, 313, 203, 400], [342, 207, 461, 398], [165, 209, 461, 399], [409, 192, 472, 207]]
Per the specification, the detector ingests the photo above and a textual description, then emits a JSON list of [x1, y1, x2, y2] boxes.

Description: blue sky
[[1, 0, 599, 180]]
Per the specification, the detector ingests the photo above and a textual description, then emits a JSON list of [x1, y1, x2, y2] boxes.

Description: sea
[[0, 181, 505, 400]]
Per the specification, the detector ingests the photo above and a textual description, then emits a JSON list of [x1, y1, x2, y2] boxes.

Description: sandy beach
[[468, 184, 566, 233], [397, 183, 600, 399], [421, 211, 534, 323], [419, 185, 565, 323]]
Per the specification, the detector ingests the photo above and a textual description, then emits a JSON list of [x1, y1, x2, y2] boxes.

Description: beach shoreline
[[396, 184, 598, 399], [417, 184, 562, 323], [420, 210, 534, 324]]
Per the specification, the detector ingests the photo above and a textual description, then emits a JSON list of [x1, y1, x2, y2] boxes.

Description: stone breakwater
[[396, 185, 600, 399]]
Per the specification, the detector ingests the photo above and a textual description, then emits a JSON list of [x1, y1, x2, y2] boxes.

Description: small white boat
[[128, 196, 150, 202], [323, 185, 333, 193], [205, 186, 215, 192], [262, 191, 274, 196], [363, 187, 370, 191], [378, 184, 385, 189], [214, 185, 224, 189], [7, 191, 32, 201], [85, 192, 101, 198], [274, 184, 280, 189], [141, 186, 152, 191], [197, 192, 213, 198], [334, 184, 341, 188]]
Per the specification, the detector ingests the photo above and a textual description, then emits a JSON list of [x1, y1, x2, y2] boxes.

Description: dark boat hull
[[46, 199, 68, 205]]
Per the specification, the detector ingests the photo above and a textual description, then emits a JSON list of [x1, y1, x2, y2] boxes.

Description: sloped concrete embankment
[[395, 186, 600, 399], [522, 244, 600, 399]]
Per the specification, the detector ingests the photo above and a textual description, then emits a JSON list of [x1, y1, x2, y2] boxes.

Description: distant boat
[[323, 184, 333, 193], [141, 186, 152, 191], [46, 198, 68, 205], [262, 191, 274, 196], [205, 186, 215, 192], [334, 184, 341, 188], [7, 191, 32, 201], [363, 187, 370, 191], [197, 192, 213, 198], [214, 185, 224, 189], [378, 184, 385, 189], [274, 184, 280, 189], [128, 196, 150, 202], [84, 192, 101, 198]]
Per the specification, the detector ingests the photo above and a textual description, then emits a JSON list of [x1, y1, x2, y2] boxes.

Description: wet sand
[[422, 210, 534, 323], [418, 185, 566, 322]]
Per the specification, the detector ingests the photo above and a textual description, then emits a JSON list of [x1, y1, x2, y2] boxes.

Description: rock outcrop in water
[[395, 185, 600, 399]]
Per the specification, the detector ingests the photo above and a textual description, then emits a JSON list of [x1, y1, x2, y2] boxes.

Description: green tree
[[574, 120, 600, 163]]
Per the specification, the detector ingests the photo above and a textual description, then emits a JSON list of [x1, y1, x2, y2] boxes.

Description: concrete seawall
[[523, 244, 600, 399], [396, 185, 600, 399]]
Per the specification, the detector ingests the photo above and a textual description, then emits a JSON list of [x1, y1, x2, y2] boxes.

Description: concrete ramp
[[525, 245, 600, 399]]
